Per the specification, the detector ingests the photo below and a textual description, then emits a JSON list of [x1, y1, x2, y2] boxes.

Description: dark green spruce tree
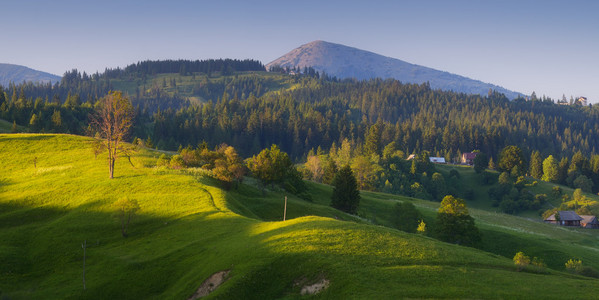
[[331, 165, 360, 214], [473, 152, 488, 174]]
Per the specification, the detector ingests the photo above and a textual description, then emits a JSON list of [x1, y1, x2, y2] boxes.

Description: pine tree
[[557, 157, 569, 184], [529, 151, 543, 179], [364, 122, 381, 156], [488, 157, 495, 170], [410, 159, 417, 175], [473, 152, 488, 173], [322, 158, 338, 185], [330, 165, 360, 214]]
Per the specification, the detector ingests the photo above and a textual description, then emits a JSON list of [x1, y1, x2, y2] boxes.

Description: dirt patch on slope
[[188, 270, 230, 299], [295, 276, 330, 295], [301, 278, 329, 295]]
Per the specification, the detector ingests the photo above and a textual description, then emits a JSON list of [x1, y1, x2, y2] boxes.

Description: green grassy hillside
[[1, 134, 599, 299], [435, 163, 599, 218]]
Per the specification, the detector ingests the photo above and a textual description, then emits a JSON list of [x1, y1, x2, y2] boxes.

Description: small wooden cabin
[[461, 152, 478, 165], [544, 211, 583, 227], [580, 215, 599, 229]]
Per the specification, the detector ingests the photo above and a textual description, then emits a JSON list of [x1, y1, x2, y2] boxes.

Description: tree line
[[4, 64, 599, 180]]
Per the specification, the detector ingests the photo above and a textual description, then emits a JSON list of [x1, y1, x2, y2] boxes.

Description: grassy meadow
[[1, 134, 599, 299]]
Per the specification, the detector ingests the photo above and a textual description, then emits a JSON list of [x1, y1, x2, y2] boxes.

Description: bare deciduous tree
[[113, 197, 140, 237], [91, 91, 135, 179]]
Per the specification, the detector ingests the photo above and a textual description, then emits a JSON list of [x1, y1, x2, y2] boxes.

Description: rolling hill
[[267, 40, 522, 99], [0, 63, 61, 87], [1, 134, 598, 298]]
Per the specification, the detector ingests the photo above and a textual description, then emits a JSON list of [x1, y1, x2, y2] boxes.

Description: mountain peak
[[267, 41, 521, 99], [0, 63, 61, 87]]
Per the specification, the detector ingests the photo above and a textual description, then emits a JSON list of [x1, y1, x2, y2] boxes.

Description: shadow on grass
[[0, 200, 247, 299], [2, 196, 599, 300]]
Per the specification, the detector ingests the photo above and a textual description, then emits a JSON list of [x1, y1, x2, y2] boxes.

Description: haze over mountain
[[0, 63, 61, 87], [267, 41, 522, 99]]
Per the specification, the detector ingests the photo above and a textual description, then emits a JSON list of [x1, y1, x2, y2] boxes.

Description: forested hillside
[[2, 60, 597, 161], [7, 60, 599, 214]]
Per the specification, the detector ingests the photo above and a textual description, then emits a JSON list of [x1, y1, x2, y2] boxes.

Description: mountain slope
[[267, 40, 522, 99], [1, 134, 599, 298], [0, 63, 61, 87]]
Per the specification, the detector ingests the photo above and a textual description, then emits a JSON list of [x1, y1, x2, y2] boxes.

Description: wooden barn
[[544, 211, 583, 227], [461, 152, 478, 165], [580, 215, 599, 229]]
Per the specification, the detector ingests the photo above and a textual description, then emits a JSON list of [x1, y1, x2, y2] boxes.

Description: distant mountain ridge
[[267, 40, 522, 99], [0, 63, 61, 87]]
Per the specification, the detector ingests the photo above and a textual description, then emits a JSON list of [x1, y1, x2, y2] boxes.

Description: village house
[[544, 211, 583, 227], [580, 215, 599, 229], [429, 157, 446, 164], [461, 152, 478, 165]]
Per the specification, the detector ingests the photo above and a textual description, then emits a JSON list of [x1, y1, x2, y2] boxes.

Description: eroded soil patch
[[188, 270, 231, 299]]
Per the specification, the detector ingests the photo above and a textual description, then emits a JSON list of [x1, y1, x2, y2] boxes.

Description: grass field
[[1, 134, 598, 299]]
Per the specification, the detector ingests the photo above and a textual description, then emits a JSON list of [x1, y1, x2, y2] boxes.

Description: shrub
[[156, 154, 169, 167], [551, 186, 562, 199], [530, 257, 547, 274], [169, 155, 185, 169], [513, 252, 530, 271], [564, 259, 599, 278], [565, 259, 583, 274], [391, 201, 422, 233], [417, 220, 426, 234], [579, 266, 599, 278]]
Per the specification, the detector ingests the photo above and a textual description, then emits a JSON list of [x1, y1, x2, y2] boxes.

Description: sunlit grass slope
[[247, 180, 599, 273], [1, 134, 599, 299]]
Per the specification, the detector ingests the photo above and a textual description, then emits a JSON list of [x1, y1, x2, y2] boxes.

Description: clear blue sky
[[3, 0, 598, 102]]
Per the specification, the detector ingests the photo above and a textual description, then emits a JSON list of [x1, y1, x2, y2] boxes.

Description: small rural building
[[461, 152, 478, 165], [429, 157, 446, 164], [407, 154, 416, 160], [580, 215, 599, 229], [544, 211, 583, 227]]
